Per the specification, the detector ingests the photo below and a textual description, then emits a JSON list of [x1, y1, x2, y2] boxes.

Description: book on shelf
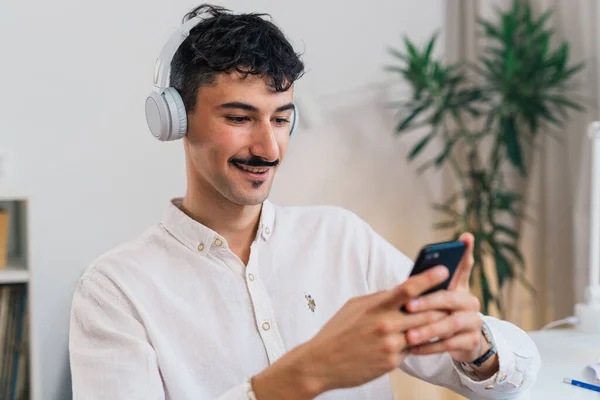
[[0, 210, 8, 269], [0, 284, 29, 400]]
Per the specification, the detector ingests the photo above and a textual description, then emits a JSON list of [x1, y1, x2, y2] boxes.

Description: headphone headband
[[153, 16, 205, 89]]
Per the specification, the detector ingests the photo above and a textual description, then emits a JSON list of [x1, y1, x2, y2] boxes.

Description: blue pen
[[563, 378, 600, 393]]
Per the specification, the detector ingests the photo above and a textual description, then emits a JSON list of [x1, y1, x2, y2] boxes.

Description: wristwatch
[[469, 321, 497, 367]]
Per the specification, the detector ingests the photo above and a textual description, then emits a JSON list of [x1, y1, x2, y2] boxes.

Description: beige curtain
[[443, 0, 598, 329], [391, 0, 599, 398], [509, 0, 599, 331]]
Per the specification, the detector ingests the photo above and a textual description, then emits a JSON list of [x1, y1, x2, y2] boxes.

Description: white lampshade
[[588, 122, 600, 290]]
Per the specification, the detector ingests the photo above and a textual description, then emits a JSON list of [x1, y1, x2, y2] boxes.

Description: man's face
[[184, 72, 294, 206]]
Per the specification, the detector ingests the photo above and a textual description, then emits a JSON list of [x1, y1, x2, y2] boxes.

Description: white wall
[[0, 0, 444, 398]]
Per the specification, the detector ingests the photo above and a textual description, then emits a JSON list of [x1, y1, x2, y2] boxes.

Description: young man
[[69, 4, 540, 399]]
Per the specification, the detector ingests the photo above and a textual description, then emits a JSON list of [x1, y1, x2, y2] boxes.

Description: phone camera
[[425, 252, 440, 261]]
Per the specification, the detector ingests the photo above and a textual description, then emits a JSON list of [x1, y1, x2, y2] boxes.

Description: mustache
[[230, 156, 279, 168]]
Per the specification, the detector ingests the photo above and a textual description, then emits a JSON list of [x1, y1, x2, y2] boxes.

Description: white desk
[[528, 330, 600, 399]]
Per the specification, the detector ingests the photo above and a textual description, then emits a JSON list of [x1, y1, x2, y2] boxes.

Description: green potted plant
[[386, 0, 585, 314]]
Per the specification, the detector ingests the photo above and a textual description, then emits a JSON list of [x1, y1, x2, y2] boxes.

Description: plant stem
[[454, 111, 496, 314], [441, 119, 466, 189]]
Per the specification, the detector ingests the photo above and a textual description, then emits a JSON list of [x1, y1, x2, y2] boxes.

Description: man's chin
[[231, 195, 269, 206], [227, 186, 272, 206]]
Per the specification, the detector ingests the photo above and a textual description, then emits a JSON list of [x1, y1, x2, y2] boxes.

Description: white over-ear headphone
[[145, 15, 299, 141]]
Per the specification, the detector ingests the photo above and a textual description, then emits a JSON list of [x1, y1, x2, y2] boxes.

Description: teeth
[[236, 164, 268, 173]]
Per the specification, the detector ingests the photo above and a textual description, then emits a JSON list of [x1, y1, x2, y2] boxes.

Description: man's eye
[[226, 116, 249, 124], [274, 118, 290, 125]]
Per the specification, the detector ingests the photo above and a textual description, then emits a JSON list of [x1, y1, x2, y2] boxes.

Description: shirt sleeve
[[448, 316, 541, 398], [69, 271, 166, 400], [69, 269, 251, 400], [351, 212, 541, 399]]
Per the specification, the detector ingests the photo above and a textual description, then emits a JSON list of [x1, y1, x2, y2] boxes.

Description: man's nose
[[249, 121, 279, 162]]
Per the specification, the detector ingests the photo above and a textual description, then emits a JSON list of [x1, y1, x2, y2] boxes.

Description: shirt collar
[[161, 198, 275, 254], [258, 198, 275, 241]]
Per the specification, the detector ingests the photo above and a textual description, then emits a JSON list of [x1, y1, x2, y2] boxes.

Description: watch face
[[481, 322, 494, 347]]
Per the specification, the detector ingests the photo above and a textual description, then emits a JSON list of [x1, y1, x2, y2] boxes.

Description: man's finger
[[449, 232, 475, 291], [408, 330, 482, 356], [405, 311, 482, 347], [372, 310, 449, 336], [353, 289, 399, 311], [404, 290, 480, 313], [382, 266, 449, 310], [398, 310, 449, 332]]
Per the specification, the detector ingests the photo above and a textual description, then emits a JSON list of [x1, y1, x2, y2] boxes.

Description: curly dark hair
[[169, 4, 305, 113]]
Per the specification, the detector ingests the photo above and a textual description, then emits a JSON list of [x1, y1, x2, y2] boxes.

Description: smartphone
[[401, 240, 466, 311]]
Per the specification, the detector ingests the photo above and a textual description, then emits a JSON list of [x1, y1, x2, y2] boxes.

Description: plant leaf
[[494, 248, 514, 288], [395, 100, 433, 133], [546, 95, 585, 112], [387, 47, 409, 63], [403, 36, 419, 61], [478, 19, 502, 41], [493, 224, 519, 240], [416, 159, 436, 175], [479, 264, 493, 315], [432, 203, 460, 218], [408, 131, 436, 160], [505, 48, 515, 77], [384, 66, 407, 74], [561, 63, 585, 81], [500, 116, 526, 176], [396, 100, 432, 133], [498, 241, 525, 267], [530, 9, 553, 35], [435, 136, 458, 167], [434, 221, 458, 230], [518, 273, 537, 294], [424, 32, 438, 64]]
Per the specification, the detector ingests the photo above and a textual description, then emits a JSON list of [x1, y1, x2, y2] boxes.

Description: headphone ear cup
[[144, 88, 187, 141], [145, 91, 171, 141], [163, 87, 187, 140], [289, 107, 299, 136]]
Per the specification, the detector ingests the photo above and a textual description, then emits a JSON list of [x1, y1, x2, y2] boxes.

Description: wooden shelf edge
[[0, 267, 29, 284]]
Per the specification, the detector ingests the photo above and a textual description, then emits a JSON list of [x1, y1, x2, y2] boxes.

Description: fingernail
[[437, 266, 449, 277], [409, 298, 422, 310], [410, 330, 421, 341]]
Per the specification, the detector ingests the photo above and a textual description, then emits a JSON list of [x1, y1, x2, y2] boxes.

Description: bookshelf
[[0, 185, 32, 400], [0, 268, 29, 285]]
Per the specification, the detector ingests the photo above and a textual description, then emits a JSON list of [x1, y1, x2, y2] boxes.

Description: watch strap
[[470, 346, 497, 367], [469, 320, 497, 367]]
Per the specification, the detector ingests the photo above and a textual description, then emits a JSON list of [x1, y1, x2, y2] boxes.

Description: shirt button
[[197, 243, 205, 251], [214, 238, 223, 247], [264, 227, 271, 235], [484, 385, 494, 390], [248, 273, 255, 281], [261, 322, 271, 331]]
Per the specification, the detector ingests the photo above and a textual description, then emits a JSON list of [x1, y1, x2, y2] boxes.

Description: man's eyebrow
[[216, 102, 259, 112], [216, 102, 296, 113], [275, 103, 295, 113]]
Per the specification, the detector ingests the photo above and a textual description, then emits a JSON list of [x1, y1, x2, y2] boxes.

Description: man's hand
[[252, 266, 451, 399], [403, 233, 499, 376]]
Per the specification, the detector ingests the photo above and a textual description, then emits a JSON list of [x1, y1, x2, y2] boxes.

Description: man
[[69, 4, 540, 399]]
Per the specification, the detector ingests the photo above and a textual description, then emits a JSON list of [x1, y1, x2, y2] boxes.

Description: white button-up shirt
[[69, 199, 540, 399]]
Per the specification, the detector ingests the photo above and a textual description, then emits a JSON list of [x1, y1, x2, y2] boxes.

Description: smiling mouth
[[232, 162, 270, 175]]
